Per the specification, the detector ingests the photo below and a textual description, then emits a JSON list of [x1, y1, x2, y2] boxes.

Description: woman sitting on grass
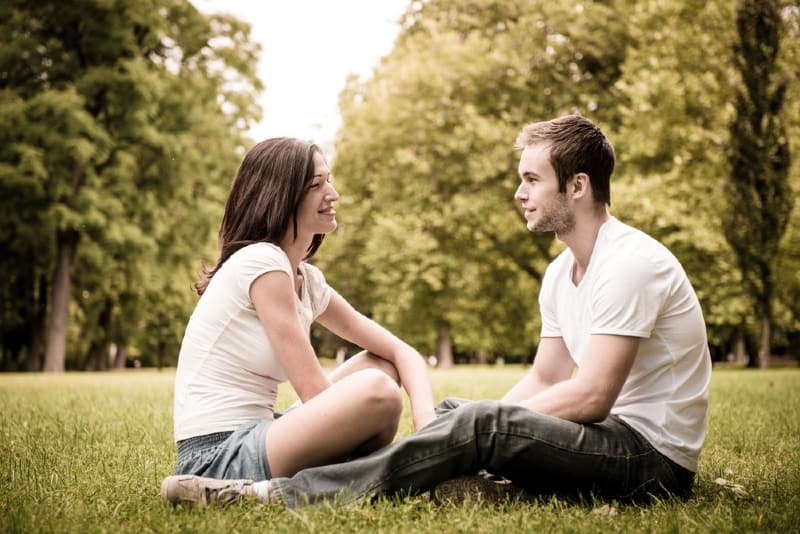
[[164, 138, 435, 503]]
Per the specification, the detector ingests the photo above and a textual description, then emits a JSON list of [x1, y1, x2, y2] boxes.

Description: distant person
[[160, 138, 435, 504], [162, 116, 711, 507]]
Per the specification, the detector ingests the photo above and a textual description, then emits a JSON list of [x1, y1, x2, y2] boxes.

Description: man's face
[[514, 143, 575, 235]]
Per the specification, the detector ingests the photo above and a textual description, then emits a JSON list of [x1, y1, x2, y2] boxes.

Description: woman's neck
[[279, 233, 312, 274]]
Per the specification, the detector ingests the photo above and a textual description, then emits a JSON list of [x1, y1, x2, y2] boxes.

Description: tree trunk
[[734, 328, 748, 366], [475, 350, 488, 365], [83, 340, 107, 371], [43, 231, 79, 372], [757, 315, 771, 369], [83, 299, 114, 370], [436, 323, 454, 369], [26, 273, 49, 371], [112, 344, 128, 369]]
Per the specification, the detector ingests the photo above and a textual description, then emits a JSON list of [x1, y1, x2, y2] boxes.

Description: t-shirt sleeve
[[590, 255, 667, 338], [300, 262, 332, 319], [237, 244, 294, 300], [539, 265, 561, 338]]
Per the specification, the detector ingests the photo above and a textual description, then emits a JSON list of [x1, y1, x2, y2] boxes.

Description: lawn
[[1, 366, 798, 533]]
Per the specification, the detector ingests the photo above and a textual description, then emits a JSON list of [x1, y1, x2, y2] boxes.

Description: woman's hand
[[318, 292, 436, 430]]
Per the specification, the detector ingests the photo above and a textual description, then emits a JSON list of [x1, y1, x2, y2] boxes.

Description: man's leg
[[269, 400, 687, 507]]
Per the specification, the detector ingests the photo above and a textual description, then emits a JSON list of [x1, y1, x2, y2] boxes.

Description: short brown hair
[[515, 115, 614, 205]]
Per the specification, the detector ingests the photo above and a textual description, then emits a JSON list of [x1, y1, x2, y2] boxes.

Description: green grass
[[1, 367, 798, 533]]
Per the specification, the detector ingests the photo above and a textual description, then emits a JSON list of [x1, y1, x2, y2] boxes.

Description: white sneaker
[[160, 474, 256, 507]]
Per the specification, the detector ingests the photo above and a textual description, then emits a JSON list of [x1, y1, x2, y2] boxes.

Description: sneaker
[[432, 473, 527, 504], [160, 474, 256, 507]]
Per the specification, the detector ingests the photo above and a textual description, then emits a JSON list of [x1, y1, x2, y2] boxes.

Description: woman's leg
[[326, 350, 400, 385], [265, 368, 403, 478]]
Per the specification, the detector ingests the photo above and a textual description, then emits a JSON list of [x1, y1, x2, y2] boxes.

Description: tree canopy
[[316, 0, 799, 366], [0, 0, 262, 371], [1, 0, 798, 370]]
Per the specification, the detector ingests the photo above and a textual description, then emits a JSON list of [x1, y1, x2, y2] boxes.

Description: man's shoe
[[160, 474, 256, 506], [432, 473, 527, 504]]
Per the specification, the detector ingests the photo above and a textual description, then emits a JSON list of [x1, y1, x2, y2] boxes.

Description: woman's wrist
[[412, 409, 437, 431]]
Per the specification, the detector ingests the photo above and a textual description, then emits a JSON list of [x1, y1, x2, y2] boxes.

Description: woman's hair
[[195, 137, 325, 295]]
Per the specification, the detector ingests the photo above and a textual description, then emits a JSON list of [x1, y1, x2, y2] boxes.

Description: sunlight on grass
[[1, 367, 798, 533]]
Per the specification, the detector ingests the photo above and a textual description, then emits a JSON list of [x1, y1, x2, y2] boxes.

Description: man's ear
[[572, 173, 590, 199]]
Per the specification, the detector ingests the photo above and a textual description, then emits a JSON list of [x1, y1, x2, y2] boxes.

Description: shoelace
[[205, 482, 245, 504]]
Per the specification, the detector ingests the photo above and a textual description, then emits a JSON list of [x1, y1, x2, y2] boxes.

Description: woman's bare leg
[[326, 350, 400, 385], [265, 368, 403, 478]]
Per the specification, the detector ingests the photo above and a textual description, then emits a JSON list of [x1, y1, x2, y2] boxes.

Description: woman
[[163, 138, 435, 503]]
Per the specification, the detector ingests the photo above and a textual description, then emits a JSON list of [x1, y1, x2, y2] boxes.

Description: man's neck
[[557, 208, 610, 286]]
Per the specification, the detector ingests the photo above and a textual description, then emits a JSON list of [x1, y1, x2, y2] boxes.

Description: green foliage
[[1, 0, 798, 368], [610, 0, 748, 349], [320, 0, 631, 361], [0, 0, 262, 370], [319, 0, 800, 361], [0, 368, 798, 532], [722, 0, 794, 365]]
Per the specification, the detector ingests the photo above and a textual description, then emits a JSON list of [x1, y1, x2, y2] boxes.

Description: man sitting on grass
[[161, 115, 711, 507]]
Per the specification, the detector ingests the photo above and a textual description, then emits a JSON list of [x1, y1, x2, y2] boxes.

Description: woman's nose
[[326, 184, 340, 201]]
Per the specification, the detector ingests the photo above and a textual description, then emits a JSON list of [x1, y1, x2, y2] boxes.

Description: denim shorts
[[174, 420, 273, 481]]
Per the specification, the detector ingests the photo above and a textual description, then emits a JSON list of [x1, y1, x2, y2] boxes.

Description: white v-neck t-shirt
[[539, 217, 711, 471], [173, 242, 332, 442]]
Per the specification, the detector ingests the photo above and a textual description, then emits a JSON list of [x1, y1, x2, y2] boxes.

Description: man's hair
[[195, 137, 325, 295], [515, 115, 615, 205]]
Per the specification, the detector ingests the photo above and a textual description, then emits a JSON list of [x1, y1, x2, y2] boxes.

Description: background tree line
[[1, 0, 797, 371]]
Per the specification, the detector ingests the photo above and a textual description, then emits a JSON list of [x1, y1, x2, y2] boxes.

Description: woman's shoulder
[[225, 242, 292, 274], [231, 241, 287, 261]]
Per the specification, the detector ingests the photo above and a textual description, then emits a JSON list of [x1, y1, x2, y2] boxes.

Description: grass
[[1, 366, 798, 533]]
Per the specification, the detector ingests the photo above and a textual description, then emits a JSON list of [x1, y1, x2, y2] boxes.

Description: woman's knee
[[362, 351, 401, 385], [353, 368, 403, 418]]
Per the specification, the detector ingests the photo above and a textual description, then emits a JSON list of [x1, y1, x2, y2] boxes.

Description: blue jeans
[[174, 420, 274, 481], [269, 398, 694, 507]]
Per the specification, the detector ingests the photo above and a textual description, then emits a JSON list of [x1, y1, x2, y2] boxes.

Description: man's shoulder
[[543, 247, 573, 279], [599, 218, 677, 266]]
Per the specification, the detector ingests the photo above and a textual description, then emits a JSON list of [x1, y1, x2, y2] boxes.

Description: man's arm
[[501, 337, 575, 404], [508, 334, 640, 423]]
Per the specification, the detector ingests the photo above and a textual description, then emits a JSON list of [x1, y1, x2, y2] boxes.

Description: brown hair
[[195, 137, 325, 295], [515, 115, 615, 205]]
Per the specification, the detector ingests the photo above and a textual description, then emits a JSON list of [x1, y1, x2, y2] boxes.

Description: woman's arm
[[317, 291, 436, 430], [250, 271, 332, 403]]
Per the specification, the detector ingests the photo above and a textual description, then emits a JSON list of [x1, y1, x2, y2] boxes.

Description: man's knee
[[453, 399, 506, 426], [435, 397, 472, 416]]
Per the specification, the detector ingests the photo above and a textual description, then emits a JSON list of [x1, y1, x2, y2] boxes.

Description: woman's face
[[295, 151, 339, 237]]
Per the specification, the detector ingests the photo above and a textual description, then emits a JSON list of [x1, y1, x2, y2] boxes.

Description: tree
[[0, 0, 261, 371], [319, 0, 631, 365], [610, 0, 751, 360], [723, 0, 793, 368]]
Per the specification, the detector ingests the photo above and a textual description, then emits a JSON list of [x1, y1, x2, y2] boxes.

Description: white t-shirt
[[539, 217, 711, 472], [173, 242, 332, 442]]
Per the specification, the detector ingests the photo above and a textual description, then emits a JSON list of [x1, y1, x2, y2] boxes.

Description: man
[[161, 115, 711, 507]]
